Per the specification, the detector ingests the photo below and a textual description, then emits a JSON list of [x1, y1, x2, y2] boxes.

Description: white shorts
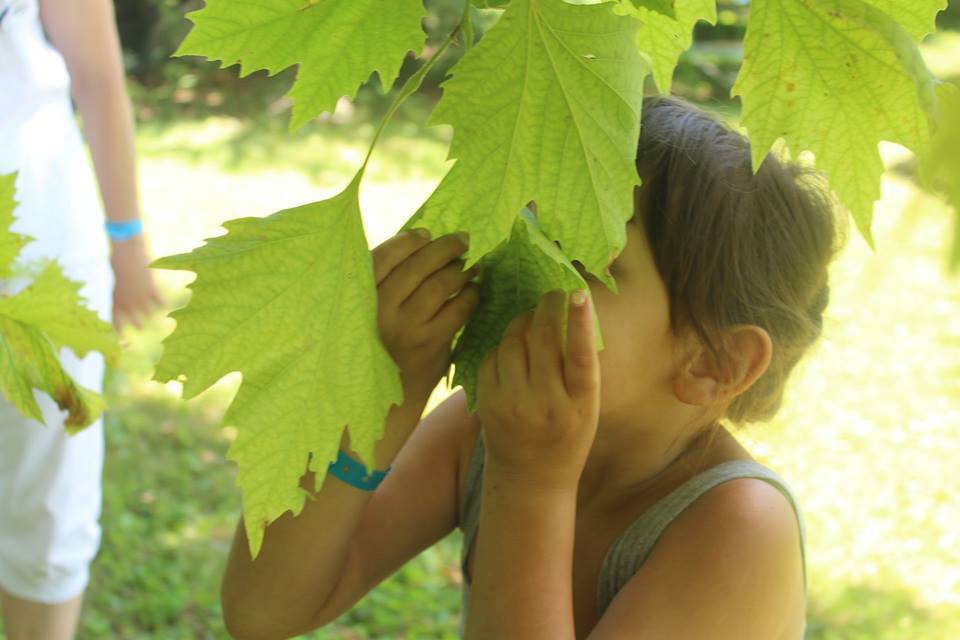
[[0, 256, 113, 604]]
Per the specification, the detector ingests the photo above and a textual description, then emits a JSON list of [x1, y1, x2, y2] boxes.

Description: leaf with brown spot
[[0, 316, 106, 433], [731, 0, 942, 249], [0, 172, 116, 432]]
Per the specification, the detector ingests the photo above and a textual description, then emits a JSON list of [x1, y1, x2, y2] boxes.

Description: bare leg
[[0, 587, 83, 640]]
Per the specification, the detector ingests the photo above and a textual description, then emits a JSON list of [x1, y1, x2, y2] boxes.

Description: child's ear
[[673, 325, 773, 407]]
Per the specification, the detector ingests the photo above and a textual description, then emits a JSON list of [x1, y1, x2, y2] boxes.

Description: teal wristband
[[326, 449, 391, 491], [105, 219, 143, 241]]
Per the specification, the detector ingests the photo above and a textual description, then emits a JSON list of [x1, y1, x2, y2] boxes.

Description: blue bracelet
[[326, 449, 391, 491], [105, 219, 143, 241]]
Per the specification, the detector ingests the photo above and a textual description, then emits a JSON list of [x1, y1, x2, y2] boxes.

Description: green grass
[[80, 388, 464, 639], [3, 88, 960, 638]]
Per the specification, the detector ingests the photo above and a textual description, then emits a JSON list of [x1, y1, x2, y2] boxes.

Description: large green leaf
[[451, 206, 604, 412], [615, 0, 716, 94], [411, 0, 647, 293], [0, 172, 118, 432], [174, 0, 426, 131], [731, 0, 941, 248], [152, 171, 404, 556]]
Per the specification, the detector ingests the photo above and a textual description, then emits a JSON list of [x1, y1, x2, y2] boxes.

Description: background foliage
[[0, 0, 958, 637]]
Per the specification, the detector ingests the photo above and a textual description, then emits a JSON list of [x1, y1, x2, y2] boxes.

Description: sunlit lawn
[[2, 86, 958, 638]]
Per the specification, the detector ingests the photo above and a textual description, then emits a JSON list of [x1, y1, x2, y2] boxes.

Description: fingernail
[[456, 231, 470, 245], [571, 289, 588, 306], [412, 228, 431, 239]]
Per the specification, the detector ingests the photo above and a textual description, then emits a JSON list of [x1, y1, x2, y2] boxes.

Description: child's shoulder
[[667, 435, 801, 557], [616, 450, 806, 638]]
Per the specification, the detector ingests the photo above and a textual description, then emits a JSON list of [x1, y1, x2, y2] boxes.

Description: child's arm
[[39, 0, 138, 228], [220, 230, 480, 639], [221, 393, 459, 639], [38, 0, 163, 328], [464, 289, 599, 640]]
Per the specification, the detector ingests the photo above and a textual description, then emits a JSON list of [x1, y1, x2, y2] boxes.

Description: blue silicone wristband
[[105, 219, 143, 241], [326, 449, 391, 491]]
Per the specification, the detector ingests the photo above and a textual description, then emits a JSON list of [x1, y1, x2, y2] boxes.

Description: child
[[219, 95, 844, 639], [0, 0, 162, 637]]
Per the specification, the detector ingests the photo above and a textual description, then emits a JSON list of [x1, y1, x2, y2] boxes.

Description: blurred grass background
[[2, 0, 960, 638]]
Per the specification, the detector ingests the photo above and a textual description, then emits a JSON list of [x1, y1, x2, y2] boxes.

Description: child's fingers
[[405, 259, 478, 322], [563, 289, 599, 398], [371, 228, 431, 285], [428, 281, 480, 338], [391, 234, 470, 306], [528, 290, 565, 395]]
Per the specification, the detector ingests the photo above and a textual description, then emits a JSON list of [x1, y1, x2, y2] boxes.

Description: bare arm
[[39, 0, 139, 224], [221, 397, 428, 640], [464, 473, 578, 640], [38, 0, 163, 328]]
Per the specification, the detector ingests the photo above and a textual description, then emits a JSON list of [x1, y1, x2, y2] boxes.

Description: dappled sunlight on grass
[[83, 393, 239, 637], [136, 117, 454, 283]]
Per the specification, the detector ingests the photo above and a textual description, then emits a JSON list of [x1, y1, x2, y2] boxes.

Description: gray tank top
[[456, 431, 808, 637]]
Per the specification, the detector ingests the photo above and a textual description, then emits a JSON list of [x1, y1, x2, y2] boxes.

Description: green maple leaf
[[0, 173, 29, 277], [0, 173, 118, 432], [410, 0, 647, 294], [614, 0, 716, 95], [174, 0, 427, 131], [152, 171, 404, 557], [731, 0, 942, 249], [0, 261, 120, 358], [451, 206, 605, 412]]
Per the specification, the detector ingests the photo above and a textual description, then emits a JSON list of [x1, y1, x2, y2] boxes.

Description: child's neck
[[575, 416, 726, 516]]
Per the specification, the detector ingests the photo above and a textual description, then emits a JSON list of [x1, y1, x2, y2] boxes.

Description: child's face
[[574, 216, 684, 431]]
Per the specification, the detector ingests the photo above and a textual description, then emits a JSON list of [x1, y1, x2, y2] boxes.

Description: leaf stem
[[463, 1, 475, 51], [359, 10, 468, 173]]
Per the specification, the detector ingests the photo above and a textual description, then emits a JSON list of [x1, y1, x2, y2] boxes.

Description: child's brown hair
[[632, 95, 848, 434]]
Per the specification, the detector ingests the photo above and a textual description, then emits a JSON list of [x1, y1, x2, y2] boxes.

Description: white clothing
[[0, 0, 114, 603]]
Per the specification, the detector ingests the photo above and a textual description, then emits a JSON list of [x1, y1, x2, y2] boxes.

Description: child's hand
[[110, 234, 166, 330], [373, 228, 480, 408], [476, 288, 600, 491]]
